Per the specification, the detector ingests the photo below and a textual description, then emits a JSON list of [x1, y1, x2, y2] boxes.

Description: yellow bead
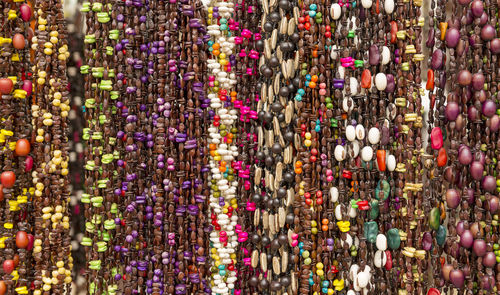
[[316, 262, 324, 269], [311, 227, 318, 235], [219, 53, 226, 59], [316, 269, 324, 276], [304, 139, 312, 147], [311, 220, 317, 227], [327, 289, 334, 295], [305, 132, 312, 139]]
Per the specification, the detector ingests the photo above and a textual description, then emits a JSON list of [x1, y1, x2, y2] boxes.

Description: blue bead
[[322, 288, 328, 293], [305, 81, 310, 87], [305, 74, 312, 81], [298, 88, 305, 96], [322, 281, 329, 287], [299, 249, 304, 256], [308, 11, 316, 17], [309, 279, 314, 286], [219, 270, 226, 276], [295, 95, 302, 102], [208, 41, 214, 46], [309, 4, 317, 10], [218, 265, 225, 270], [315, 126, 321, 132]]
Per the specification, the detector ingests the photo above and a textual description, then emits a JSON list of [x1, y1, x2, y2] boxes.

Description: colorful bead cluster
[[2, 0, 500, 294]]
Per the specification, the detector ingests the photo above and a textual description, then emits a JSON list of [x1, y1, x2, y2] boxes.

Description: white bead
[[335, 204, 343, 220], [381, 46, 390, 65], [348, 141, 360, 158], [385, 0, 395, 13], [347, 291, 356, 295], [343, 97, 354, 112], [374, 250, 387, 268], [346, 125, 356, 141], [344, 233, 353, 248], [349, 264, 359, 281], [357, 271, 370, 288], [330, 187, 339, 202], [376, 234, 388, 251], [353, 275, 362, 291], [387, 154, 396, 171], [348, 205, 357, 218], [334, 145, 346, 161], [368, 127, 381, 144], [361, 146, 373, 161], [330, 3, 341, 20], [355, 124, 365, 140], [350, 77, 358, 95], [375, 73, 387, 91], [361, 0, 372, 8]]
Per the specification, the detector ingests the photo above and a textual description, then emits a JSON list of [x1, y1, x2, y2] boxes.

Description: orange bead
[[230, 91, 237, 97], [209, 144, 217, 150], [295, 167, 302, 174], [295, 161, 302, 168], [309, 81, 316, 89], [321, 219, 329, 225], [212, 49, 220, 56], [212, 43, 220, 50], [226, 138, 232, 144], [322, 225, 329, 232], [219, 166, 226, 172], [312, 50, 318, 57], [311, 75, 318, 82], [220, 161, 227, 166]]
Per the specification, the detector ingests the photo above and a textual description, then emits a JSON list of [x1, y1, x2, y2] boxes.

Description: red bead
[[304, 192, 311, 199], [316, 197, 323, 205], [311, 148, 318, 155], [316, 191, 322, 198], [309, 155, 316, 162], [305, 198, 312, 205], [325, 31, 331, 38]]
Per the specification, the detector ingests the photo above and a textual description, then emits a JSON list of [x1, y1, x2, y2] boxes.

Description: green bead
[[369, 200, 380, 220], [302, 250, 310, 258], [387, 228, 401, 250], [436, 225, 447, 246], [429, 207, 441, 230], [304, 257, 312, 265], [364, 221, 378, 243], [375, 180, 390, 201]]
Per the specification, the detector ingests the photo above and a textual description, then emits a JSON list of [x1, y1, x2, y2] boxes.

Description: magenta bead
[[430, 127, 443, 150], [20, 4, 32, 22]]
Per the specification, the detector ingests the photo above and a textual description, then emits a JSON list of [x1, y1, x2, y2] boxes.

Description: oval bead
[[374, 73, 387, 91], [384, 0, 395, 13], [334, 145, 346, 161], [346, 125, 356, 141], [368, 127, 380, 144], [376, 234, 387, 251], [361, 0, 372, 8], [330, 3, 341, 20], [381, 46, 390, 64], [387, 154, 396, 171], [361, 146, 373, 162], [355, 125, 365, 140]]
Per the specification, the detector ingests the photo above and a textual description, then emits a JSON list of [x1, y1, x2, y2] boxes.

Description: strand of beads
[[425, 0, 452, 291], [160, 0, 210, 293], [0, 0, 34, 293], [80, 0, 121, 292], [249, 0, 300, 291], [206, 1, 239, 294], [231, 0, 261, 293], [433, 0, 500, 293], [31, 0, 73, 293]]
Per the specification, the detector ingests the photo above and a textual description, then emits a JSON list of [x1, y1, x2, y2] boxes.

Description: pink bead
[[326, 169, 332, 176], [319, 89, 327, 96], [235, 290, 241, 295], [291, 240, 299, 247], [243, 247, 249, 256], [209, 81, 215, 87], [22, 80, 32, 97], [209, 76, 215, 81], [234, 37, 243, 44], [24, 156, 33, 172], [319, 83, 326, 89], [20, 4, 32, 22], [167, 157, 174, 165], [238, 237, 247, 243], [431, 127, 443, 150], [243, 258, 251, 266], [327, 175, 334, 182], [254, 33, 262, 40], [246, 68, 253, 75], [247, 6, 253, 13], [241, 29, 252, 38], [291, 233, 298, 240]]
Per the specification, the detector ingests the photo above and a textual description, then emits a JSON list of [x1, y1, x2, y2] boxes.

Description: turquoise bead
[[369, 199, 379, 220], [436, 225, 447, 246], [298, 88, 305, 95], [309, 4, 317, 10], [387, 228, 401, 250], [375, 179, 390, 201], [364, 221, 378, 243]]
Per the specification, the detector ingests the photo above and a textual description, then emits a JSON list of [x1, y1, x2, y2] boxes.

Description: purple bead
[[126, 235, 134, 243], [114, 188, 121, 195], [114, 245, 121, 252], [139, 15, 147, 23], [117, 14, 125, 21], [114, 218, 121, 224], [114, 274, 121, 281]]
